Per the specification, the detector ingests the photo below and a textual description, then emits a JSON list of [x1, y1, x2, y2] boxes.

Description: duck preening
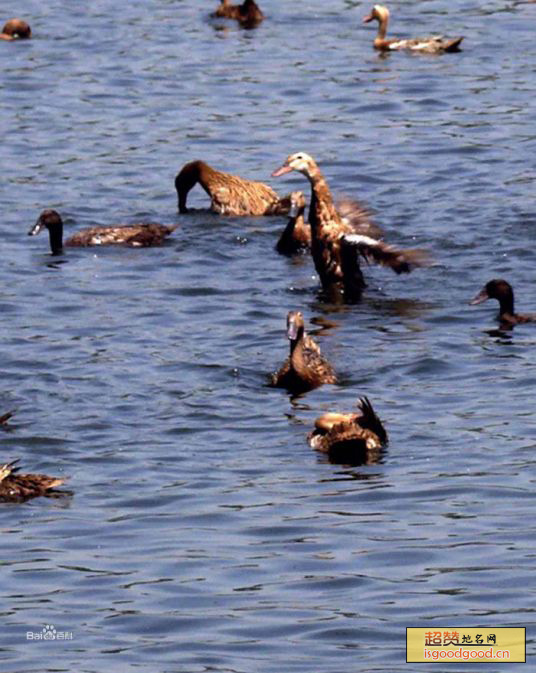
[[0, 19, 31, 40], [175, 160, 291, 216], [470, 279, 536, 330], [272, 152, 430, 301], [29, 210, 177, 255], [308, 397, 387, 465], [0, 459, 67, 502], [271, 310, 337, 395], [212, 0, 264, 28], [363, 5, 463, 53]]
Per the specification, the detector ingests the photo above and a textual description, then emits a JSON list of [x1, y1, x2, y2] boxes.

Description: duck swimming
[[271, 310, 337, 394], [470, 279, 536, 330], [272, 152, 429, 301], [307, 397, 387, 465], [0, 459, 66, 502], [0, 19, 31, 40], [28, 210, 177, 255], [363, 5, 463, 53], [212, 0, 264, 28], [175, 160, 291, 216], [276, 191, 310, 255]]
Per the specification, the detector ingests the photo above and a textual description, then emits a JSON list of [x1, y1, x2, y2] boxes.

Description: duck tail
[[0, 458, 20, 481], [444, 36, 463, 52], [0, 410, 15, 426], [342, 234, 432, 274], [358, 397, 388, 445]]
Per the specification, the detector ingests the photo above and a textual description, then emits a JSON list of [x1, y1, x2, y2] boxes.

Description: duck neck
[[48, 224, 64, 255], [175, 160, 213, 213], [289, 326, 304, 357], [306, 165, 339, 231], [498, 291, 515, 318], [376, 13, 388, 42]]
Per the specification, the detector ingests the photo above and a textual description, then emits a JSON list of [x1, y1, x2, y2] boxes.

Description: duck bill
[[287, 320, 299, 341], [362, 13, 374, 24], [272, 164, 293, 178], [469, 289, 489, 305], [28, 219, 44, 236]]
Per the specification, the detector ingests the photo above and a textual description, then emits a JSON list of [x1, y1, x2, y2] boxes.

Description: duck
[[0, 459, 66, 502], [272, 152, 429, 301], [175, 160, 291, 216], [0, 19, 31, 40], [28, 210, 177, 255], [271, 310, 337, 394], [0, 411, 14, 427], [307, 397, 387, 465], [363, 5, 463, 53], [275, 191, 310, 255], [470, 279, 536, 330], [276, 193, 382, 257], [212, 0, 264, 28]]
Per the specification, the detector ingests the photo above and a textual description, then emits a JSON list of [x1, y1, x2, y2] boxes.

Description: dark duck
[[275, 191, 310, 255], [272, 152, 429, 301], [363, 5, 463, 53], [0, 459, 67, 502], [470, 279, 536, 330], [212, 0, 264, 28], [29, 210, 176, 255], [271, 311, 337, 394], [175, 160, 290, 216], [0, 19, 31, 41], [307, 397, 387, 465]]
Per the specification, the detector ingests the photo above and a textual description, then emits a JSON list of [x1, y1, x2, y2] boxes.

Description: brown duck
[[0, 460, 66, 502], [212, 0, 264, 28], [271, 310, 337, 394], [29, 210, 177, 255], [470, 279, 536, 331], [308, 397, 387, 465], [363, 5, 463, 53], [0, 19, 31, 41], [276, 191, 310, 255], [272, 152, 429, 301], [175, 160, 290, 216]]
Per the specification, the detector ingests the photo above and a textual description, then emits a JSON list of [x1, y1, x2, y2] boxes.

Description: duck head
[[2, 19, 32, 39], [287, 310, 305, 343], [289, 191, 306, 218], [470, 279, 513, 307], [272, 152, 317, 179], [362, 5, 389, 25], [28, 209, 64, 255]]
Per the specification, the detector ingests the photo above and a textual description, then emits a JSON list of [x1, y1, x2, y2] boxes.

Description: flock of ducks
[[1, 3, 532, 499]]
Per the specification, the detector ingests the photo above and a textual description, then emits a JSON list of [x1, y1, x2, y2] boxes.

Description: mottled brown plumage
[[29, 210, 176, 255], [0, 460, 66, 502], [175, 160, 290, 216], [272, 152, 430, 301], [363, 5, 463, 53], [308, 397, 387, 465], [0, 19, 31, 41], [470, 279, 536, 331], [271, 311, 337, 395], [212, 0, 264, 28]]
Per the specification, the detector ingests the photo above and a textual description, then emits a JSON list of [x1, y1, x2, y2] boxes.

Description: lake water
[[1, 1, 535, 671]]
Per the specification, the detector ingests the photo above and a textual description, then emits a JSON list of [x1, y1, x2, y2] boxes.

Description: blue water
[[1, 1, 535, 671]]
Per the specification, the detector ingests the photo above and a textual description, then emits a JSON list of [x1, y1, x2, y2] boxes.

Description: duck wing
[[342, 234, 431, 274]]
